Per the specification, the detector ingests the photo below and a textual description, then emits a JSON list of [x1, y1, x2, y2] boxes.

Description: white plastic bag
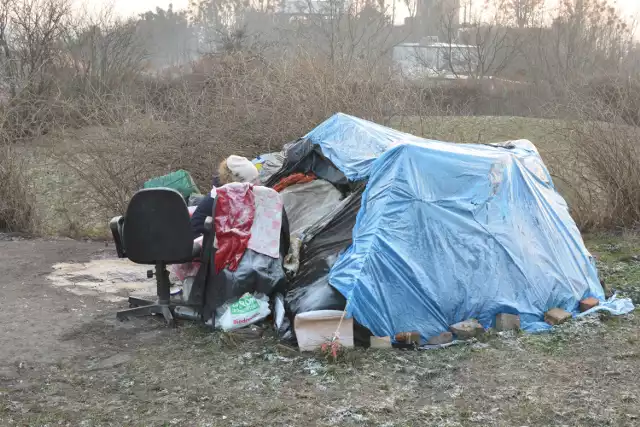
[[274, 294, 285, 330], [215, 293, 271, 331]]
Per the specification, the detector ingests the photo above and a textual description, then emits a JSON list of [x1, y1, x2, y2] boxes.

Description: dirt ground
[[1, 235, 639, 427]]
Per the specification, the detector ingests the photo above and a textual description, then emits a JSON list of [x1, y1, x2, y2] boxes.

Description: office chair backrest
[[123, 188, 194, 264]]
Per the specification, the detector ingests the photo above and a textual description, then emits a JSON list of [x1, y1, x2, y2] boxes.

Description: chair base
[[116, 297, 175, 327]]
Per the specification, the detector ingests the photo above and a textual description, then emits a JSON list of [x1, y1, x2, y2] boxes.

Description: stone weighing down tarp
[[303, 113, 633, 340]]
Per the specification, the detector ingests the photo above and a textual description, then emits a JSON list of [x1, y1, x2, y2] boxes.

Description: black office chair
[[109, 188, 213, 326]]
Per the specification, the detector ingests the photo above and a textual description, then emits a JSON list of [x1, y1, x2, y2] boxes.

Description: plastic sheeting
[[265, 138, 349, 187], [143, 169, 200, 198], [256, 152, 285, 184], [328, 141, 614, 341], [305, 114, 436, 181], [198, 249, 287, 322], [283, 186, 363, 322], [281, 180, 343, 238], [577, 294, 635, 318]]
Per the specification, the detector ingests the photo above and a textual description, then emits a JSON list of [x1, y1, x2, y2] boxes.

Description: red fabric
[[273, 173, 316, 192], [171, 236, 203, 281], [214, 184, 256, 273], [173, 260, 201, 281]]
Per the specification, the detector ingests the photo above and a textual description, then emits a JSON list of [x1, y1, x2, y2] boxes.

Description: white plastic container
[[294, 310, 354, 352]]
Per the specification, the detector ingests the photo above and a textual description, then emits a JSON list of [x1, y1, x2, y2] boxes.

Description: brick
[[394, 332, 420, 345], [544, 308, 572, 326], [427, 331, 453, 345], [370, 336, 392, 349], [450, 319, 484, 340], [579, 297, 600, 313], [495, 313, 521, 331]]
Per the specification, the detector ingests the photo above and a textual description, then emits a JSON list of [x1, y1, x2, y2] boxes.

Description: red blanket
[[214, 183, 256, 273]]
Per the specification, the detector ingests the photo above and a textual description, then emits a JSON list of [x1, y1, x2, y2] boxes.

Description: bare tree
[[63, 13, 151, 90], [499, 0, 544, 28], [137, 5, 197, 68], [522, 0, 633, 84], [7, 0, 72, 95], [0, 0, 15, 97], [291, 0, 411, 77], [190, 0, 278, 52], [439, 7, 522, 79]]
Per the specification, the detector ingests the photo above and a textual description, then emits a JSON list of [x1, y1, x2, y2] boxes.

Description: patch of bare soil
[[1, 238, 639, 426]]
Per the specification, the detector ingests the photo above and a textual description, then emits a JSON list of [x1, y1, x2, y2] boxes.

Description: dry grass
[[0, 146, 36, 233], [2, 305, 638, 426]]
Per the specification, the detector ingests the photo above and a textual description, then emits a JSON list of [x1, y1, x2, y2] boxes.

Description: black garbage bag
[[266, 138, 349, 189], [281, 185, 365, 340], [189, 249, 287, 324], [286, 255, 347, 315], [297, 183, 365, 266]]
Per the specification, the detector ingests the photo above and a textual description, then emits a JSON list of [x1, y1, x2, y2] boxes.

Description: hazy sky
[[78, 0, 190, 17], [85, 0, 640, 20]]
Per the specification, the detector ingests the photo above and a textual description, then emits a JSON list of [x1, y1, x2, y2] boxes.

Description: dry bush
[[53, 119, 221, 217], [549, 88, 640, 231], [585, 77, 640, 127], [43, 50, 452, 224], [0, 145, 36, 232], [144, 53, 422, 149]]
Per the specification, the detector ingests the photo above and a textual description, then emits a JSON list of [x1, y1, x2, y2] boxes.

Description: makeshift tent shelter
[[275, 113, 621, 342], [329, 141, 605, 339]]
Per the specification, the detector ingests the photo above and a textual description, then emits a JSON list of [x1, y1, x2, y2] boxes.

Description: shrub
[[0, 146, 36, 233]]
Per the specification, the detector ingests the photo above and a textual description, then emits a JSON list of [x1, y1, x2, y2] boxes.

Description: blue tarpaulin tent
[[302, 113, 627, 341]]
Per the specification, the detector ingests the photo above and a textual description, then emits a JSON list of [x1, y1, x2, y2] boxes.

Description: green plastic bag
[[143, 170, 200, 199]]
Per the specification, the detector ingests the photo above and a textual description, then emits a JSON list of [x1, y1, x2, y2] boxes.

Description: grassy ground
[[394, 116, 565, 151], [1, 235, 638, 427], [6, 313, 638, 427], [587, 233, 640, 304]]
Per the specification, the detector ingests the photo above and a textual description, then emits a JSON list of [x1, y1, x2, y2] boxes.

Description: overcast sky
[[81, 0, 189, 16], [83, 0, 640, 21]]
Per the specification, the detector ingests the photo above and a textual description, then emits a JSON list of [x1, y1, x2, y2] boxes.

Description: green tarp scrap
[[143, 170, 200, 199]]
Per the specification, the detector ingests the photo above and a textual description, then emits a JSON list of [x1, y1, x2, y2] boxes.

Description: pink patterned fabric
[[247, 186, 283, 259]]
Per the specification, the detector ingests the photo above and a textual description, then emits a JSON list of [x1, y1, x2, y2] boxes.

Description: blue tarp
[[305, 113, 437, 181], [303, 113, 625, 341]]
